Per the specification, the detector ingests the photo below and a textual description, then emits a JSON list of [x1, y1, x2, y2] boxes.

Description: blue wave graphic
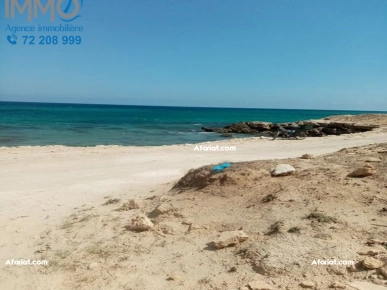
[[60, 0, 83, 22]]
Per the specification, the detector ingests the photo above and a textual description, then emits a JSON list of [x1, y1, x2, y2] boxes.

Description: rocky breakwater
[[201, 119, 379, 137]]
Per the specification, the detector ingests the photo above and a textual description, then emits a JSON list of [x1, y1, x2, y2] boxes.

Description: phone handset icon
[[7, 34, 17, 45]]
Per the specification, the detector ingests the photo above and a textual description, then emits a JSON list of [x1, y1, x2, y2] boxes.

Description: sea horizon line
[[1, 100, 387, 113]]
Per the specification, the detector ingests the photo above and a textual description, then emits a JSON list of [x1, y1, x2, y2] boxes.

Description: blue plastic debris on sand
[[212, 162, 231, 172]]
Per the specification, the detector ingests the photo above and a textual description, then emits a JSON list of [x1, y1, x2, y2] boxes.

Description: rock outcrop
[[271, 164, 295, 176], [362, 257, 384, 270], [348, 164, 376, 178], [127, 213, 154, 231], [201, 121, 378, 137], [211, 230, 249, 249]]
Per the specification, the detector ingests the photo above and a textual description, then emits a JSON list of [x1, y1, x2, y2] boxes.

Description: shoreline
[[1, 128, 386, 209], [0, 126, 385, 150]]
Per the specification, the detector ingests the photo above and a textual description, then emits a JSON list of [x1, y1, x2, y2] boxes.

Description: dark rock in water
[[322, 127, 338, 135], [201, 121, 378, 137], [309, 128, 325, 137], [246, 122, 272, 131]]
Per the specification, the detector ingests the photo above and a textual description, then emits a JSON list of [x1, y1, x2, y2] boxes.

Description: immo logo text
[[5, 0, 83, 22]]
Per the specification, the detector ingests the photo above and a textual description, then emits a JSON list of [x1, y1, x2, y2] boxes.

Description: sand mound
[[173, 163, 270, 190], [326, 114, 387, 126], [25, 143, 387, 290]]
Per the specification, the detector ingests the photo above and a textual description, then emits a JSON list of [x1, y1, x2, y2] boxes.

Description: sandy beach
[[1, 115, 387, 289]]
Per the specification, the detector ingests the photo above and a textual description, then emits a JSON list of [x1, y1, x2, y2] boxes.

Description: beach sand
[[0, 115, 387, 289]]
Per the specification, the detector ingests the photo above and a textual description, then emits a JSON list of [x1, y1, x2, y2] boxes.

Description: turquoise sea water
[[0, 101, 385, 147]]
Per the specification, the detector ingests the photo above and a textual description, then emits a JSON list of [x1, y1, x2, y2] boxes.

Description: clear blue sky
[[0, 0, 386, 110]]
